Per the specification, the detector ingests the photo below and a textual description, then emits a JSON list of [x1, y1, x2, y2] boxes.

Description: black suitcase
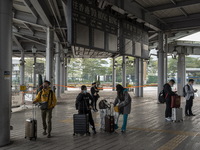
[[25, 104, 37, 140], [105, 115, 115, 133], [73, 114, 90, 135]]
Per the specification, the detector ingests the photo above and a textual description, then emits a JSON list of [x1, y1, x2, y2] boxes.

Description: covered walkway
[[2, 89, 200, 150]]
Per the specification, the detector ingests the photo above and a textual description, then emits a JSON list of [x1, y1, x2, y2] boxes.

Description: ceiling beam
[[12, 35, 24, 50], [149, 33, 158, 40], [23, 23, 35, 35], [147, 0, 200, 12], [106, 0, 163, 31], [163, 13, 200, 23], [52, 0, 62, 21], [166, 19, 200, 31], [23, 0, 39, 19], [13, 33, 46, 46], [29, 0, 52, 27]]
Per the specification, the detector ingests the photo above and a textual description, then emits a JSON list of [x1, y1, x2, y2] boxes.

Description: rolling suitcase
[[171, 95, 181, 108], [172, 108, 183, 122], [25, 104, 37, 140], [105, 103, 115, 133], [73, 114, 90, 135]]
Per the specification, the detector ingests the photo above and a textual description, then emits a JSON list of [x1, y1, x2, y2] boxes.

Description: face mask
[[43, 85, 48, 89], [83, 90, 87, 94]]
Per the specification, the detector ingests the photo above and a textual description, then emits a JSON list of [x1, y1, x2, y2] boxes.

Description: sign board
[[35, 63, 44, 74], [20, 85, 26, 91], [69, 0, 118, 53]]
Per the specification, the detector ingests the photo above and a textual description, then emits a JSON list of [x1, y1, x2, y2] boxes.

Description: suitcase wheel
[[29, 138, 32, 140], [73, 133, 75, 136]]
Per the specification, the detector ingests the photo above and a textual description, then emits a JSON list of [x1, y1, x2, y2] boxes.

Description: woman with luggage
[[76, 85, 96, 134], [113, 84, 132, 133]]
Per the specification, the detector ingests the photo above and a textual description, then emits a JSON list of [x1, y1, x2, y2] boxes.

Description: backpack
[[158, 90, 166, 103], [98, 99, 110, 109], [183, 84, 190, 97]]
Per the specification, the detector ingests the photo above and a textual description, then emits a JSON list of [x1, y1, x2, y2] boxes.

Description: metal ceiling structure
[[12, 0, 200, 58]]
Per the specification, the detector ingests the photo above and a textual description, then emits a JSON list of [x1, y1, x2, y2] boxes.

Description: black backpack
[[183, 84, 190, 97], [158, 90, 166, 103], [98, 99, 110, 109]]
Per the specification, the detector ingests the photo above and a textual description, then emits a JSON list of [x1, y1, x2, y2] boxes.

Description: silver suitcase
[[172, 108, 183, 122]]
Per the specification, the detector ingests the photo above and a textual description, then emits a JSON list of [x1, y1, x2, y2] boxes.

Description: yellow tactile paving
[[157, 135, 188, 150]]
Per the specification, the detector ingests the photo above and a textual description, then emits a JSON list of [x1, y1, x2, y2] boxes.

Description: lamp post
[[32, 45, 37, 90]]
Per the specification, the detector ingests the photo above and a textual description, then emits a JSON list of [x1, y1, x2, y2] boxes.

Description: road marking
[[157, 135, 188, 150]]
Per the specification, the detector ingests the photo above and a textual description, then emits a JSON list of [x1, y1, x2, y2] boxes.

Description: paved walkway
[[2, 88, 200, 150]]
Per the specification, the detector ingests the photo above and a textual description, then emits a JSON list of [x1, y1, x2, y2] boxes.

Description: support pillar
[[122, 56, 126, 87], [157, 32, 165, 97], [177, 54, 186, 96], [46, 27, 54, 89], [135, 58, 139, 97], [112, 58, 116, 91], [20, 50, 25, 85], [60, 57, 65, 93], [65, 58, 68, 91], [0, 0, 12, 146], [139, 58, 143, 97], [164, 34, 168, 83], [55, 43, 61, 98], [33, 54, 36, 89]]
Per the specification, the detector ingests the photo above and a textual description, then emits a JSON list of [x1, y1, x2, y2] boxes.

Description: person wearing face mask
[[184, 79, 198, 116], [76, 85, 96, 134], [163, 79, 176, 122], [33, 80, 57, 138]]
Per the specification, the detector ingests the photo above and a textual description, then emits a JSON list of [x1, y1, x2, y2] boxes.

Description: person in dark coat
[[76, 85, 96, 134], [113, 84, 132, 133], [163, 79, 176, 122], [90, 82, 99, 112]]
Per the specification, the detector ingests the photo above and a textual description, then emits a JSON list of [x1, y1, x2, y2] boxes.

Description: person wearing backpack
[[33, 80, 57, 138], [163, 79, 176, 122], [184, 79, 198, 116], [113, 84, 132, 133]]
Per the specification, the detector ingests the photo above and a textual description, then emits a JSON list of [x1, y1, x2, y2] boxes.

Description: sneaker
[[165, 117, 172, 122], [121, 130, 126, 133], [185, 113, 189, 116], [189, 114, 195, 116], [92, 129, 96, 134], [43, 131, 47, 135]]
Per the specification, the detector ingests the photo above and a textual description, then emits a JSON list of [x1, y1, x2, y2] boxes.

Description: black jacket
[[76, 93, 93, 113], [90, 86, 99, 96], [163, 83, 176, 100]]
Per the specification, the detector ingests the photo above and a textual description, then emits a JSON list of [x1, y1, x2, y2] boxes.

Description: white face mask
[[83, 90, 87, 94]]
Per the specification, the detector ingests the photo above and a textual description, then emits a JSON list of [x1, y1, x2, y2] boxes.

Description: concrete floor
[[2, 88, 200, 150]]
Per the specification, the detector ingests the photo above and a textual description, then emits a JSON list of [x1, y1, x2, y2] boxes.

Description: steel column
[[0, 0, 12, 146], [157, 32, 165, 97], [20, 50, 25, 85], [55, 43, 60, 98], [139, 58, 143, 97], [46, 27, 54, 88], [135, 58, 139, 97], [33, 54, 36, 89], [65, 58, 68, 91], [177, 54, 186, 96], [122, 56, 126, 87], [112, 58, 116, 91]]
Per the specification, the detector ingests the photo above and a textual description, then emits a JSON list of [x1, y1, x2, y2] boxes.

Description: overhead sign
[[68, 0, 118, 53]]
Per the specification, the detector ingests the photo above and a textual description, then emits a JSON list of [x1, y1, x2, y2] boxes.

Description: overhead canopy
[[12, 0, 200, 58]]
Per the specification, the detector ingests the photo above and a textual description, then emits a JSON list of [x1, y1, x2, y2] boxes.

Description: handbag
[[39, 90, 52, 110], [114, 106, 119, 112]]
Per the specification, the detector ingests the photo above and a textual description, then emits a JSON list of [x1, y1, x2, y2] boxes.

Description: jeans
[[41, 108, 53, 134], [115, 114, 128, 131], [165, 98, 172, 118], [185, 97, 194, 115]]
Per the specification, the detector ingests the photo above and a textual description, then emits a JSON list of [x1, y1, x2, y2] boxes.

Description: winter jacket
[[114, 89, 132, 114], [34, 88, 57, 109], [76, 93, 93, 113], [163, 83, 176, 101]]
